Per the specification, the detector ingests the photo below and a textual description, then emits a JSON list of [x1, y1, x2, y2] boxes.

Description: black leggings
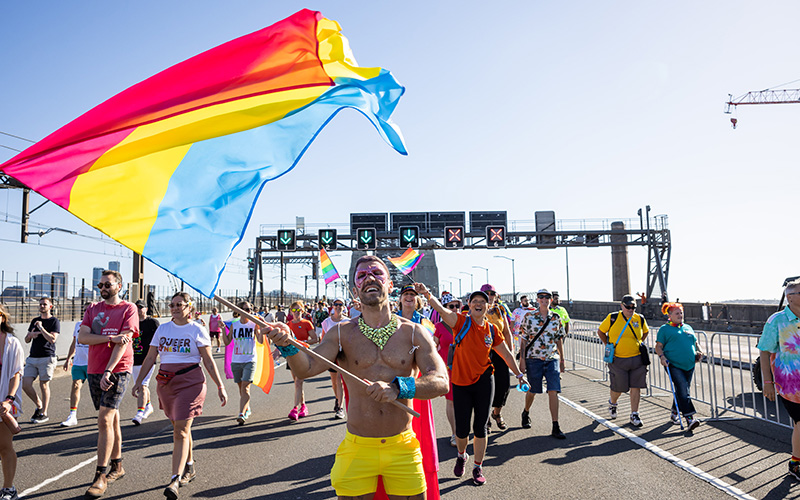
[[453, 368, 495, 439], [491, 349, 510, 409]]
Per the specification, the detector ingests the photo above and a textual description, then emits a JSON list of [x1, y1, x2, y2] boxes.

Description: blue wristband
[[276, 344, 300, 357], [392, 376, 416, 400]]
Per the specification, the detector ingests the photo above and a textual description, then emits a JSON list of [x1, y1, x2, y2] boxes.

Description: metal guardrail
[[566, 320, 608, 381], [566, 320, 791, 429], [709, 332, 793, 429], [645, 329, 714, 409]]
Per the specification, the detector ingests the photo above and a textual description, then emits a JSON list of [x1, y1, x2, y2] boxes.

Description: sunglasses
[[623, 304, 636, 310], [97, 282, 116, 289], [291, 308, 302, 312], [333, 303, 344, 307], [486, 291, 497, 296], [446, 304, 460, 310], [537, 295, 551, 299]]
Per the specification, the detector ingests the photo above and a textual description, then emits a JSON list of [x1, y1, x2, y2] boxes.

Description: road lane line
[[18, 455, 97, 498], [559, 395, 757, 500], [19, 422, 173, 498]]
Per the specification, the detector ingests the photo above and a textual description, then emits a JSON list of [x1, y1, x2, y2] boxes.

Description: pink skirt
[[156, 362, 206, 421]]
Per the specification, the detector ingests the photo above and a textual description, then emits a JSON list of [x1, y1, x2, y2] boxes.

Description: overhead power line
[[0, 131, 35, 143]]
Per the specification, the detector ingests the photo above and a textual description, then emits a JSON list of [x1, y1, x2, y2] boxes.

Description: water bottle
[[516, 382, 530, 393]]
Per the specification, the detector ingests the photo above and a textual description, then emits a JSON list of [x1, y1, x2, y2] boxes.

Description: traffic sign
[[318, 229, 338, 250], [277, 229, 296, 251], [357, 228, 377, 250], [399, 226, 420, 248], [486, 225, 506, 248], [444, 226, 465, 248]]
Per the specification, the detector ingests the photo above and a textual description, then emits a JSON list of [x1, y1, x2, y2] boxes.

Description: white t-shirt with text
[[229, 319, 258, 363], [150, 321, 210, 365]]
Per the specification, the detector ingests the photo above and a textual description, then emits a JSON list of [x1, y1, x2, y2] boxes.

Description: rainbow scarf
[[0, 9, 406, 297], [388, 248, 424, 275], [320, 248, 340, 285]]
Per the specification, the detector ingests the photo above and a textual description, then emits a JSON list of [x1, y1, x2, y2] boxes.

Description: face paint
[[355, 266, 388, 287]]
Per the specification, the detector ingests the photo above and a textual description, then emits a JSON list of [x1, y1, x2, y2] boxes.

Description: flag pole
[[214, 294, 420, 418]]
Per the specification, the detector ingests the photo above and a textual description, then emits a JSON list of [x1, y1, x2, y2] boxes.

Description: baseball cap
[[479, 284, 496, 292], [135, 300, 146, 308], [551, 291, 560, 296], [400, 284, 418, 296], [621, 294, 636, 306], [469, 290, 490, 303], [536, 288, 551, 297], [441, 293, 455, 305]]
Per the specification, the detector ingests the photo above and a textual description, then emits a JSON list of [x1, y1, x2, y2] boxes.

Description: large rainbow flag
[[0, 9, 406, 296]]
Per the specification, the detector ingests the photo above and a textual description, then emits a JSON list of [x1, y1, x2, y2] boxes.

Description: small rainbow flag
[[320, 248, 341, 285], [388, 248, 424, 275]]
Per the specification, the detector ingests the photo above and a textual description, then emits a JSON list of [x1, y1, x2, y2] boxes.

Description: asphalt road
[[10, 352, 800, 500]]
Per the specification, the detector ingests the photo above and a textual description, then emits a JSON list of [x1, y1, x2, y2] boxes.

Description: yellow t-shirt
[[599, 312, 648, 358]]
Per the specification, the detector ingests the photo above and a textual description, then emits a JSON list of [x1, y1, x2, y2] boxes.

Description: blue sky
[[0, 1, 796, 302]]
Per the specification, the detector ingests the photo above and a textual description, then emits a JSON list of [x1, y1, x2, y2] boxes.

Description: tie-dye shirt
[[757, 307, 800, 403]]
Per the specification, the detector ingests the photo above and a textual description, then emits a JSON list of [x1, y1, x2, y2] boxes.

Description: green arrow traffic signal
[[318, 229, 337, 250], [357, 228, 376, 249], [399, 226, 419, 247], [277, 229, 296, 251]]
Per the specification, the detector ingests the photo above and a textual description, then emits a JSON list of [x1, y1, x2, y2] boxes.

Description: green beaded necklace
[[358, 315, 399, 350]]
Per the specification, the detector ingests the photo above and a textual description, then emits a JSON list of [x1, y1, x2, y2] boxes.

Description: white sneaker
[[670, 412, 681, 425], [142, 403, 154, 420], [686, 417, 700, 431], [132, 410, 145, 425], [630, 412, 643, 428], [60, 413, 78, 427]]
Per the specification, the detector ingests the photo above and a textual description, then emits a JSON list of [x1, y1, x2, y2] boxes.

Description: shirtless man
[[265, 255, 449, 499]]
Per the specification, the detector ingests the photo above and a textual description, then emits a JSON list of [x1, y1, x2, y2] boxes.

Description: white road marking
[[18, 422, 173, 498], [559, 394, 757, 500], [18, 455, 97, 498]]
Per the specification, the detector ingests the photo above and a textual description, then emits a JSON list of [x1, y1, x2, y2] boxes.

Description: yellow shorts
[[330, 429, 426, 497]]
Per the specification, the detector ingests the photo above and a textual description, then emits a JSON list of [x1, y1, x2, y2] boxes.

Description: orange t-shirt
[[289, 319, 314, 341], [450, 313, 505, 386]]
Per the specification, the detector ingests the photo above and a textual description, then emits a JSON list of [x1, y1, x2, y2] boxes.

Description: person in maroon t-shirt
[[78, 270, 139, 499]]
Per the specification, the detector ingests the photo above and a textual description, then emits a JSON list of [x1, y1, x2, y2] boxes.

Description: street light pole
[[494, 255, 516, 302], [472, 266, 489, 284], [449, 276, 462, 298], [460, 272, 473, 292]]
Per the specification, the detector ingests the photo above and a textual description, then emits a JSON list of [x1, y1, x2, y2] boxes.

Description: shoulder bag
[[603, 314, 633, 364], [523, 314, 552, 360]]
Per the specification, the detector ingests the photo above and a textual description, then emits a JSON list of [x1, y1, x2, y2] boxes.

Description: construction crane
[[725, 84, 800, 128]]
